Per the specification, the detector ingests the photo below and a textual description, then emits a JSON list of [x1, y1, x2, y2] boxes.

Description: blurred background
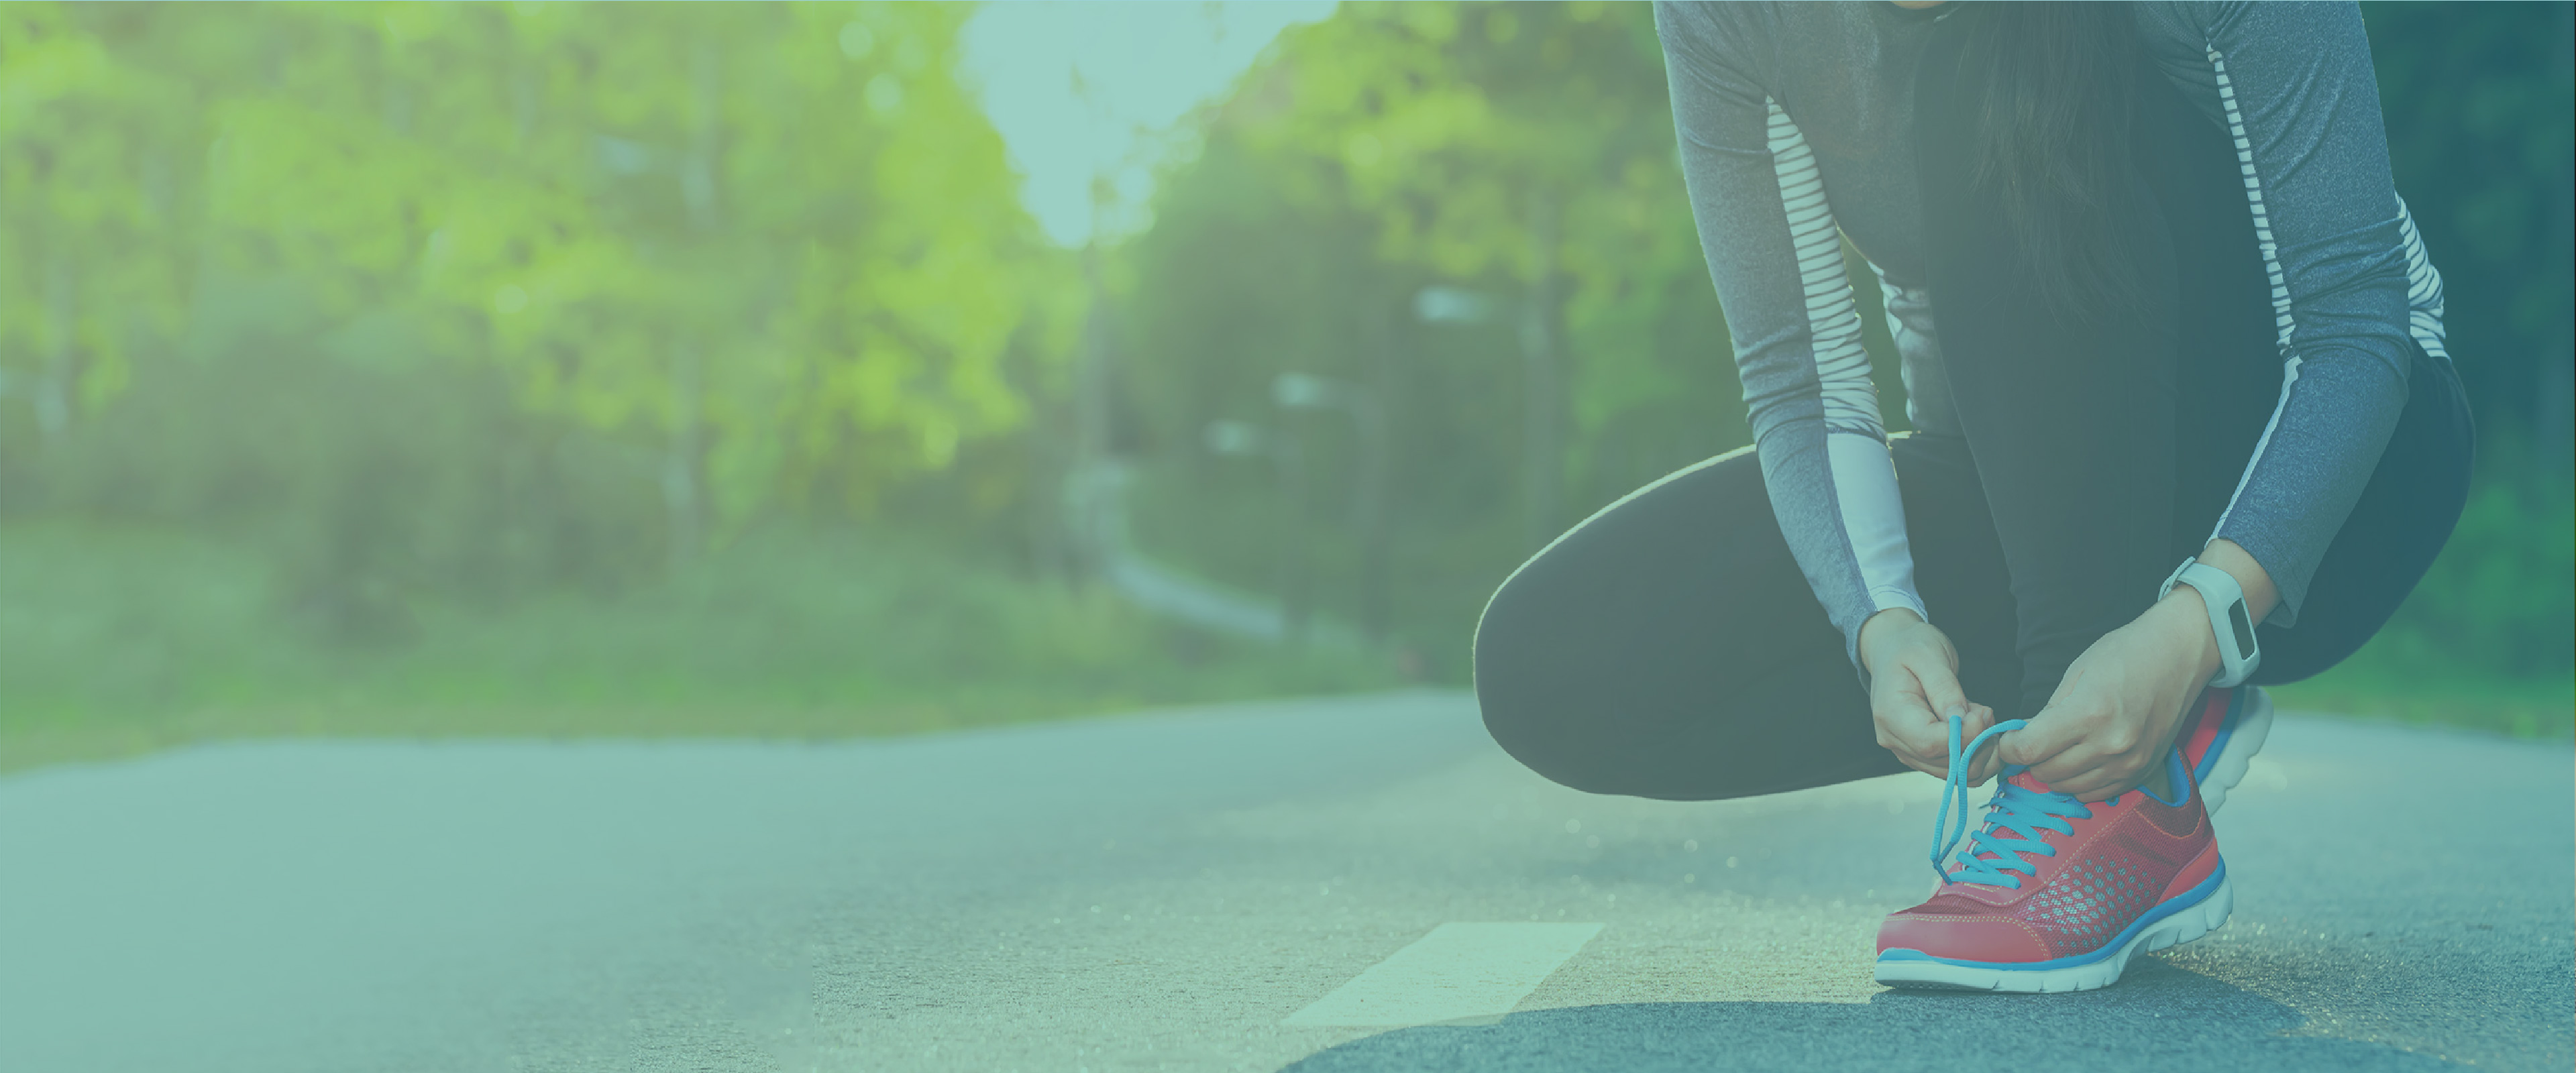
[[0, 1, 2563, 773]]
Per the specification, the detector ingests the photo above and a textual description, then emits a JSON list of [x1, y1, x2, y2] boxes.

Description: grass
[[0, 517, 2564, 780], [2269, 646, 2575, 740], [0, 521, 1407, 775]]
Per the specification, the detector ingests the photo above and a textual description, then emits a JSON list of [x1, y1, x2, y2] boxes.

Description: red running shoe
[[2176, 684, 2272, 815], [1874, 722, 2231, 993]]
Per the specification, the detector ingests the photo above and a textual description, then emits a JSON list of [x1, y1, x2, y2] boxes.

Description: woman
[[1472, 1, 2471, 992]]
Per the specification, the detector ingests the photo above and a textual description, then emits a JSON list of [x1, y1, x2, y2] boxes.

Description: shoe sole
[[1874, 866, 2233, 993], [2197, 686, 2273, 816]]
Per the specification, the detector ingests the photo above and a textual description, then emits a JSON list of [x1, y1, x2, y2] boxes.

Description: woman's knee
[[1472, 570, 1568, 765], [1474, 679, 1660, 798], [1472, 567, 1638, 796], [1469, 448, 1782, 797]]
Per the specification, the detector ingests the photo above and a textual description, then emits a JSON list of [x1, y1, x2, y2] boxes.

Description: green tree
[[2367, 1, 2575, 473], [1240, 1, 1728, 547], [49, 2, 1071, 557], [1120, 1, 1744, 663], [0, 5, 197, 459]]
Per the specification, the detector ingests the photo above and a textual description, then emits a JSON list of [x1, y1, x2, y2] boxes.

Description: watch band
[[2159, 557, 2261, 687]]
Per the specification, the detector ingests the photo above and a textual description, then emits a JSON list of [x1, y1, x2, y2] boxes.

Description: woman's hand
[[1860, 608, 2000, 783], [1998, 541, 2276, 802]]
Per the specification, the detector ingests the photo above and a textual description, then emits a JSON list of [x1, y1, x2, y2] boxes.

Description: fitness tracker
[[2159, 557, 2261, 687]]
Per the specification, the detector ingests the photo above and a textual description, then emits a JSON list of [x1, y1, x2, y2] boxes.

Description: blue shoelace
[[1927, 716, 2099, 889]]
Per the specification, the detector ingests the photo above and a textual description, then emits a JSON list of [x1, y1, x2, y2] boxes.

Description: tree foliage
[[2365, 0, 2575, 473], [0, 0, 2561, 687], [0, 2, 1070, 571]]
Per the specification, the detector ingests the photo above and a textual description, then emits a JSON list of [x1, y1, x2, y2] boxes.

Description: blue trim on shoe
[[1878, 859, 2228, 972], [2192, 687, 2242, 786], [2138, 747, 2192, 808]]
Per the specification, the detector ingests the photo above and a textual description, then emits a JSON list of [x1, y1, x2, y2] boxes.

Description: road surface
[[2, 691, 2567, 1071]]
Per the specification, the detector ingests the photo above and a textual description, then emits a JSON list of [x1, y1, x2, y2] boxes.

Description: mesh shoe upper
[[1880, 769, 2220, 964]]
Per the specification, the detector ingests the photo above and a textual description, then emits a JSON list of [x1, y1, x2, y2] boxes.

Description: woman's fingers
[[2020, 734, 2154, 800], [2004, 717, 2147, 799], [1867, 624, 2004, 781], [2019, 695, 2147, 789], [2021, 739, 2101, 787], [1918, 655, 1971, 724], [1996, 613, 2212, 802], [1963, 703, 2005, 784], [1874, 677, 1949, 774], [1995, 703, 2083, 774], [1938, 700, 1998, 785]]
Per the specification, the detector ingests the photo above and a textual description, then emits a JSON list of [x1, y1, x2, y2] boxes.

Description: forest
[[0, 1, 2565, 771]]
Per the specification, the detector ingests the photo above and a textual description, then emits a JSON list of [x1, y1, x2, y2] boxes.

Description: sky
[[957, 1, 1338, 248]]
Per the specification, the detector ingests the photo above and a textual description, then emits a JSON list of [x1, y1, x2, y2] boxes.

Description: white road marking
[[1281, 922, 1603, 1027]]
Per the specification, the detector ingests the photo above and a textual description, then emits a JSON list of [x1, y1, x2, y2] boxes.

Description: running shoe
[[1874, 718, 2231, 993], [2176, 684, 2272, 815]]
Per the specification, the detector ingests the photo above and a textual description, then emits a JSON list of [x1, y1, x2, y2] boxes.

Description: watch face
[[2228, 602, 2257, 655]]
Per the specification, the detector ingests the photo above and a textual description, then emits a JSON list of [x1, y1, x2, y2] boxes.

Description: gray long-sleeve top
[[1654, 1, 2449, 669]]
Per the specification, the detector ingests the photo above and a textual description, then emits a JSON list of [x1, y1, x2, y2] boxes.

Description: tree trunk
[[684, 41, 722, 231], [1067, 243, 1117, 585], [1520, 188, 1564, 554], [1356, 294, 1399, 642], [664, 341, 706, 569], [1279, 434, 1309, 646], [663, 39, 722, 569], [39, 258, 76, 460]]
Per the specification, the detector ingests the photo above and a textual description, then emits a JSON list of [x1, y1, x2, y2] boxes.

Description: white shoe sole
[[2197, 686, 2273, 816], [1874, 872, 2233, 993]]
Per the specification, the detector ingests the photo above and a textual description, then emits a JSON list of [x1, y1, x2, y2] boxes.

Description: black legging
[[1472, 40, 2474, 803]]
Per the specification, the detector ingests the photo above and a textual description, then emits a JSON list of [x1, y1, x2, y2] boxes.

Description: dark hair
[[1959, 2, 2145, 324]]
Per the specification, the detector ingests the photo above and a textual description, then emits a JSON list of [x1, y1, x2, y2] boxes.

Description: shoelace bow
[[1927, 715, 2097, 889]]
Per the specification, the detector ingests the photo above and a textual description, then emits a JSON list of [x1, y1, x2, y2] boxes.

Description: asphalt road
[[3, 691, 2568, 1072]]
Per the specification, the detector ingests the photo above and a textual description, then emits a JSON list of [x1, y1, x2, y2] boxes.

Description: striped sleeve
[[1658, 2, 1924, 672], [1766, 103, 1884, 438], [2188, 1, 2424, 627], [2394, 196, 2449, 362]]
